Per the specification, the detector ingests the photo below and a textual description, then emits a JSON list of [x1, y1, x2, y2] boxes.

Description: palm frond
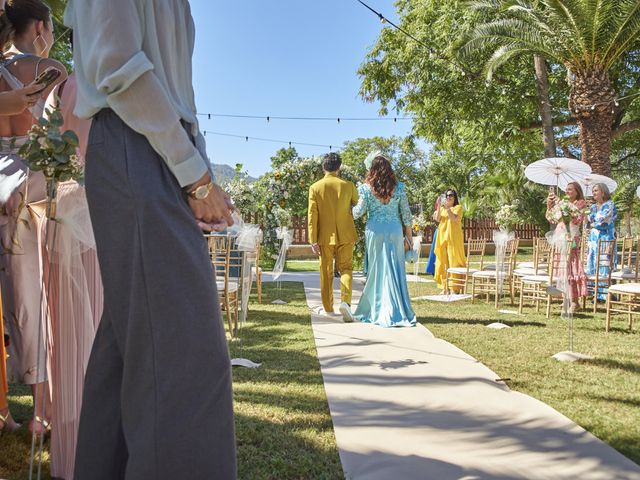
[[460, 18, 565, 65], [544, 0, 590, 56], [484, 43, 531, 80], [602, 0, 640, 67]]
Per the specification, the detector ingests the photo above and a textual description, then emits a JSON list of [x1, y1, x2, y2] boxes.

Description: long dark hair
[[0, 0, 50, 57], [366, 155, 397, 202], [446, 189, 459, 207]]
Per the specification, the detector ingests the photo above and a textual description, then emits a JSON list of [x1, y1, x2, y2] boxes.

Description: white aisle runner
[[263, 272, 640, 480]]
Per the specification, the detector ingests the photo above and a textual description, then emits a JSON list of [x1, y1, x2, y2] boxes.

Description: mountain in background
[[211, 163, 258, 184]]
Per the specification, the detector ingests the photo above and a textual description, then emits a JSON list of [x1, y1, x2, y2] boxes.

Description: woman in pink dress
[[42, 70, 104, 479], [546, 181, 588, 312]]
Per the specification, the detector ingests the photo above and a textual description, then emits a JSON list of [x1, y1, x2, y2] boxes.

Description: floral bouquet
[[546, 198, 581, 229], [495, 203, 521, 231], [19, 104, 80, 218]]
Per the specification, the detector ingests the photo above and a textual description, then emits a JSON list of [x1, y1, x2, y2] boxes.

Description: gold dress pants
[[319, 243, 354, 312]]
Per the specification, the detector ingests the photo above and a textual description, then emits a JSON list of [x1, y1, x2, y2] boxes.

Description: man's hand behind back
[[187, 174, 235, 232]]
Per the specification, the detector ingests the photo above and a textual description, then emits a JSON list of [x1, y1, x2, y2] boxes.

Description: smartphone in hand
[[28, 67, 62, 96]]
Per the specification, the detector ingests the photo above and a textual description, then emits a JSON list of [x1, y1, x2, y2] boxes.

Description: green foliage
[[19, 105, 82, 183], [357, 0, 640, 229], [270, 146, 299, 170], [460, 0, 640, 74], [49, 0, 73, 72]]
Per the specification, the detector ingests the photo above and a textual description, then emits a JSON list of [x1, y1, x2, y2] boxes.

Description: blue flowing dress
[[425, 226, 438, 275], [352, 183, 416, 327], [585, 200, 617, 300]]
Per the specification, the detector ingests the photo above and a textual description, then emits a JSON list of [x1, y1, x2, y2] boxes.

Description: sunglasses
[[446, 193, 455, 197]]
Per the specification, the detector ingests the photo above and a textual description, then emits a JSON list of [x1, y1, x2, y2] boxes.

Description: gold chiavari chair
[[513, 237, 550, 295], [611, 236, 638, 284], [518, 241, 572, 318], [605, 281, 640, 331], [208, 234, 239, 337], [471, 238, 519, 307], [606, 236, 640, 331], [445, 238, 487, 294], [584, 238, 617, 313]]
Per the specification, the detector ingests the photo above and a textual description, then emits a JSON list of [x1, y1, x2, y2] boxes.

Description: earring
[[32, 34, 48, 56]]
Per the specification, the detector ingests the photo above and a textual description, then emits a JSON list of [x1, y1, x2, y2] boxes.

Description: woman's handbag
[[404, 235, 411, 253]]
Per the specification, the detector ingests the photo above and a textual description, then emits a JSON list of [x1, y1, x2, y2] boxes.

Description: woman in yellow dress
[[434, 189, 466, 294]]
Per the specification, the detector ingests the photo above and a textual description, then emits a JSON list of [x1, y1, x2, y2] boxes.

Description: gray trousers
[[74, 110, 236, 480]]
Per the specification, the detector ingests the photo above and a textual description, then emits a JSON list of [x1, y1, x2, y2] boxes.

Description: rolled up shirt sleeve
[[68, 0, 208, 187]]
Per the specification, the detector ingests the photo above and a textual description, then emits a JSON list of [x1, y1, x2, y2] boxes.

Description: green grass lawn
[[1, 282, 341, 480], [284, 246, 535, 275], [3, 271, 638, 478], [407, 278, 640, 466]]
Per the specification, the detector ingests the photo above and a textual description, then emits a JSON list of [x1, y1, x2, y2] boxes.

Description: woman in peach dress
[[42, 72, 104, 479]]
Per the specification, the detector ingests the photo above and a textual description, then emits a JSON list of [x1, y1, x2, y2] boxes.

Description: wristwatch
[[187, 181, 214, 200]]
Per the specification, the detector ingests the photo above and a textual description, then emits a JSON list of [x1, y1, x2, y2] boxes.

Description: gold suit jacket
[[308, 172, 359, 246]]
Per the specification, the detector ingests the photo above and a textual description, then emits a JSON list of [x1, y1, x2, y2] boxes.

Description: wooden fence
[[243, 213, 543, 245]]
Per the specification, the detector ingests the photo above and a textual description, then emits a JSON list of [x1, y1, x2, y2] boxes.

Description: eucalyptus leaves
[[19, 105, 82, 184]]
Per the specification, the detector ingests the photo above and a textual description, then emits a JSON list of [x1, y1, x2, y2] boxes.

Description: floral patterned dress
[[585, 200, 617, 300], [549, 199, 588, 299]]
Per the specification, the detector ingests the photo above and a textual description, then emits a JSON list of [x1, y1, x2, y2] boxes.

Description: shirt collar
[[324, 172, 338, 178]]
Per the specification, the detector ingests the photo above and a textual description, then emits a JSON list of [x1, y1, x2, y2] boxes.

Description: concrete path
[[263, 272, 640, 480]]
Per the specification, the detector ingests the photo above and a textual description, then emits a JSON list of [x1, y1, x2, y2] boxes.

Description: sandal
[[29, 415, 51, 437], [0, 409, 20, 433]]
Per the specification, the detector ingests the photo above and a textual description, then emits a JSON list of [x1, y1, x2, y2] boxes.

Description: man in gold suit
[[308, 153, 359, 321]]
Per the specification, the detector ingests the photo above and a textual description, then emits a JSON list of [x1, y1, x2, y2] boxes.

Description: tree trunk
[[534, 55, 556, 158], [625, 211, 632, 237], [568, 68, 616, 175]]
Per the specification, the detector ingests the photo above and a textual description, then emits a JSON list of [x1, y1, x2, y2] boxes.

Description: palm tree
[[459, 0, 640, 176]]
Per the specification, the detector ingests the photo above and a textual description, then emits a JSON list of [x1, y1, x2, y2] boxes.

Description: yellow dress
[[434, 205, 466, 291]]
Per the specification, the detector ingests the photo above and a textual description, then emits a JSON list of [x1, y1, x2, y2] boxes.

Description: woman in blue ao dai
[[585, 183, 617, 300], [351, 156, 416, 327]]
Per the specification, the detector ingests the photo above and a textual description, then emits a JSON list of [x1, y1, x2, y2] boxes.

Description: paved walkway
[[263, 272, 640, 480]]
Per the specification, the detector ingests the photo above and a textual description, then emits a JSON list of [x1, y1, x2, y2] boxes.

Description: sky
[[190, 0, 418, 178]]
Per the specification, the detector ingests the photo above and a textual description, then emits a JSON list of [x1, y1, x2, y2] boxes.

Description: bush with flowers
[[225, 175, 261, 218], [262, 156, 366, 268]]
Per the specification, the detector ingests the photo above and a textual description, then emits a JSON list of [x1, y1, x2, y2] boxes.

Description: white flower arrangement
[[495, 203, 521, 230]]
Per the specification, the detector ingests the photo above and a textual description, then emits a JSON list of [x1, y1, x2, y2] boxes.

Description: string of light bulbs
[[203, 130, 337, 150], [196, 112, 414, 122], [570, 90, 640, 113]]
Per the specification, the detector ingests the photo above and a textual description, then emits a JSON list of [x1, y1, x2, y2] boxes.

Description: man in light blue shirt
[[65, 1, 237, 478]]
